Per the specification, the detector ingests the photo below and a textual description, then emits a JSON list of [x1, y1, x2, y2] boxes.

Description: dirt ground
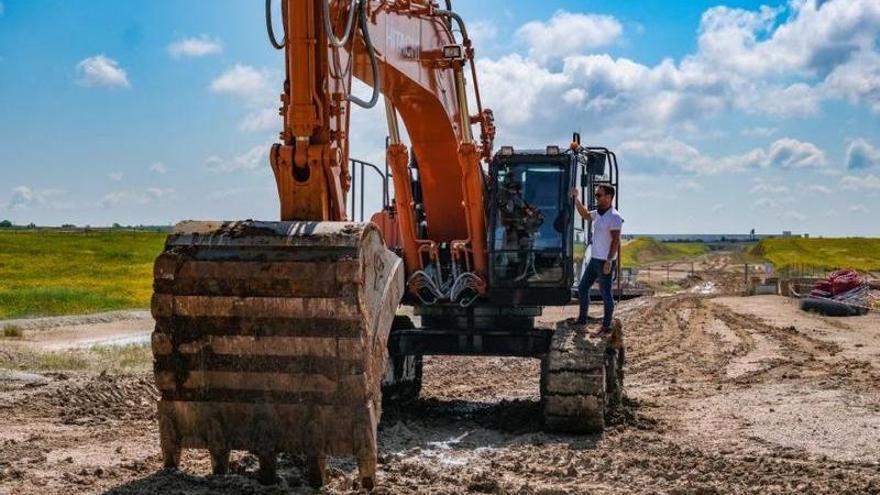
[[1, 258, 879, 494]]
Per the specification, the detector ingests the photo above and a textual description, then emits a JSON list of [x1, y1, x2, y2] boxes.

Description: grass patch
[[653, 280, 685, 294], [34, 352, 90, 371], [2, 324, 23, 338], [750, 238, 880, 272], [621, 238, 710, 268], [0, 344, 152, 372], [90, 344, 153, 370], [0, 230, 166, 319]]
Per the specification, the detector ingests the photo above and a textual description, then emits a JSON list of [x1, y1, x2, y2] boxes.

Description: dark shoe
[[591, 326, 613, 339], [566, 317, 587, 326]]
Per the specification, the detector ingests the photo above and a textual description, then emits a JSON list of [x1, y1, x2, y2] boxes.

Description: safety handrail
[[349, 158, 390, 222]]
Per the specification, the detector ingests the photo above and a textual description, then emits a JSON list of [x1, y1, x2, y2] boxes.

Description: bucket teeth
[[152, 221, 404, 486]]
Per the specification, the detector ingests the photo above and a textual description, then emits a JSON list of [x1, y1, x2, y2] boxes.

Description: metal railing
[[348, 158, 390, 222]]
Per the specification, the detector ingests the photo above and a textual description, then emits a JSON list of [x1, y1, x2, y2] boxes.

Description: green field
[[0, 230, 166, 319], [750, 237, 880, 272], [620, 238, 709, 268]]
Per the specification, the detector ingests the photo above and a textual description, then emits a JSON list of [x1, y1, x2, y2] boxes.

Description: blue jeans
[[577, 258, 615, 328]]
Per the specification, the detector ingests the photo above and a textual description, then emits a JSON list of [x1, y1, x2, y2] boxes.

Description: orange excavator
[[150, 0, 624, 489]]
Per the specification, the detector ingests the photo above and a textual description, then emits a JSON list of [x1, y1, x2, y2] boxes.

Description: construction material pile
[[801, 270, 875, 316]]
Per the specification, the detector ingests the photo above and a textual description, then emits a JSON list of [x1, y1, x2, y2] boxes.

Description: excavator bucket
[[150, 220, 404, 487]]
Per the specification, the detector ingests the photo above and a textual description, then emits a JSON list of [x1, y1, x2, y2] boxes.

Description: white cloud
[[469, 21, 498, 46], [738, 83, 821, 118], [108, 172, 124, 182], [620, 137, 707, 174], [761, 138, 828, 169], [822, 51, 880, 113], [7, 186, 35, 210], [779, 211, 807, 222], [517, 11, 622, 63], [845, 138, 880, 170], [239, 108, 280, 133], [205, 144, 270, 173], [76, 55, 130, 88], [211, 64, 274, 104], [99, 188, 174, 208], [750, 183, 789, 194], [695, 1, 880, 78], [211, 65, 279, 132], [620, 137, 827, 175], [6, 186, 68, 210], [849, 205, 869, 214], [476, 0, 880, 147], [798, 184, 833, 194], [150, 162, 168, 174], [206, 187, 252, 201], [840, 174, 880, 191], [755, 198, 781, 209], [676, 180, 704, 192], [167, 36, 223, 58], [741, 127, 777, 138]]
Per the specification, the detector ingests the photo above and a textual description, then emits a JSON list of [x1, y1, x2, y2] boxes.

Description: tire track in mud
[[621, 290, 880, 469], [622, 292, 880, 397], [2, 373, 159, 425]]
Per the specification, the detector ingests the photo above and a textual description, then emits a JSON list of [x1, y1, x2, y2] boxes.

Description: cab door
[[572, 155, 588, 291]]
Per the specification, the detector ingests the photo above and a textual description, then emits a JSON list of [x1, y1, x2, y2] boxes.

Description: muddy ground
[[1, 261, 879, 494]]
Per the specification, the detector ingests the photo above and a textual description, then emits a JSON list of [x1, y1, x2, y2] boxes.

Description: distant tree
[[112, 222, 122, 229], [0, 220, 12, 228], [61, 223, 76, 229], [26, 223, 37, 229]]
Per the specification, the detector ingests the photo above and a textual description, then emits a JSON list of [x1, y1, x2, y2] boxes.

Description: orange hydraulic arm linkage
[[268, 0, 496, 302]]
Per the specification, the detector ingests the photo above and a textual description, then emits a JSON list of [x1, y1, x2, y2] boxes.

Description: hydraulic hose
[[323, 0, 359, 48], [348, 0, 380, 109], [265, 0, 286, 49], [434, 8, 469, 41]]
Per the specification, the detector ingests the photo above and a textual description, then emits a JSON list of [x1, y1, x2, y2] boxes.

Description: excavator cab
[[487, 146, 578, 306]]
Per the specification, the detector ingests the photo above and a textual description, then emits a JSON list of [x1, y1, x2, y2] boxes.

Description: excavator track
[[541, 319, 624, 433], [150, 220, 403, 488]]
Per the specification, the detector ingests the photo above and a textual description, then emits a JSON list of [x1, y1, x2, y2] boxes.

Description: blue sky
[[1, 0, 878, 235]]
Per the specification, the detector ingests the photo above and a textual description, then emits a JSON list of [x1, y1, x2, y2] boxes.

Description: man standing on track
[[570, 185, 623, 337]]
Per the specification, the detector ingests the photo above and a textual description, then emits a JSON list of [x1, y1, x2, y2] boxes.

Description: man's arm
[[570, 188, 592, 220], [604, 230, 621, 274]]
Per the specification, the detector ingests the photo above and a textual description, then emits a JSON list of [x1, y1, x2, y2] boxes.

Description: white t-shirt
[[588, 207, 624, 261]]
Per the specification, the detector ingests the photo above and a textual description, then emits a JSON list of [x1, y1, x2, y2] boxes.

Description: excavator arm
[[270, 0, 496, 300]]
